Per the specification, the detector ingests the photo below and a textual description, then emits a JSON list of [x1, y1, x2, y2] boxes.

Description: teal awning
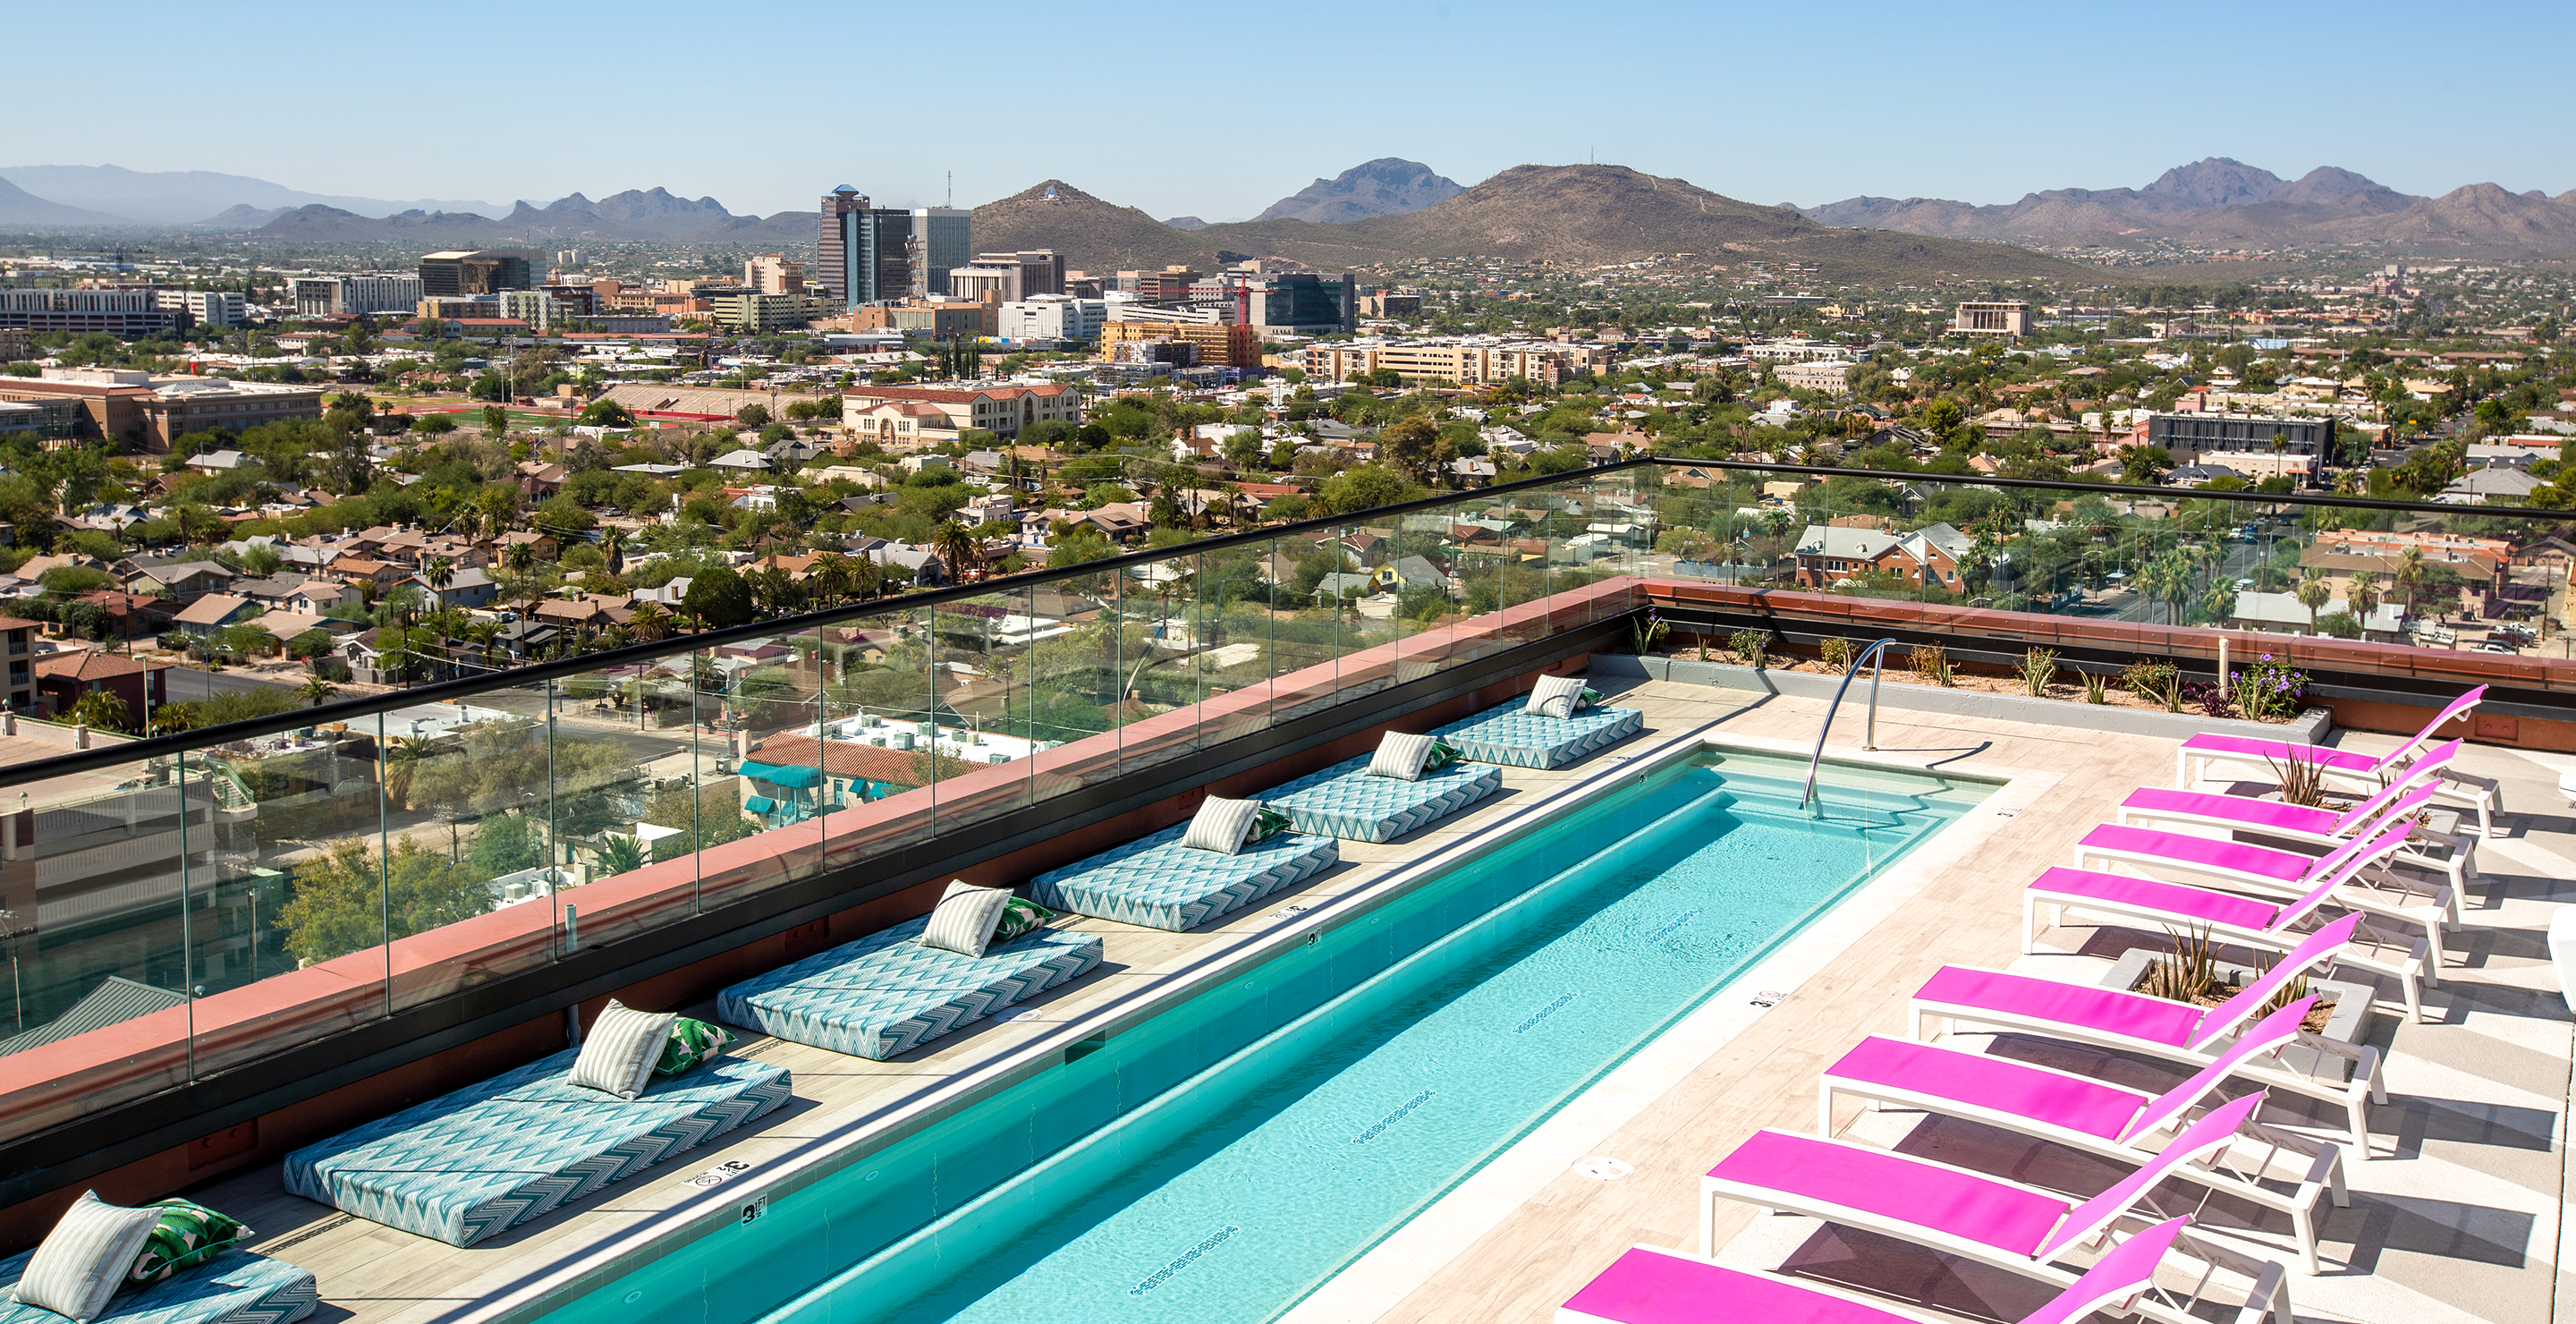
[[736, 760, 823, 789]]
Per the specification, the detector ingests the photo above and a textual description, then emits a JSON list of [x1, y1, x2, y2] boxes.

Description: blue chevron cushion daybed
[[282, 1050, 791, 1247], [1028, 824, 1338, 932], [0, 1249, 316, 1324], [1261, 754, 1502, 843], [1431, 701, 1642, 769], [717, 917, 1102, 1061]]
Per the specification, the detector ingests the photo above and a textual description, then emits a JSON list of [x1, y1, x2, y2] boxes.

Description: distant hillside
[[970, 166, 2077, 282], [242, 188, 814, 246], [1164, 216, 1210, 230], [252, 205, 521, 242], [1211, 164, 2083, 280], [973, 181, 1233, 273], [0, 175, 127, 226], [1794, 157, 2576, 255], [1253, 158, 1463, 224], [0, 164, 503, 225]]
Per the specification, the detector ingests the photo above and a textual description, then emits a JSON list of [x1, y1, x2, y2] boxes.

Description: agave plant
[[2140, 924, 2223, 1003], [2263, 749, 2331, 807], [2081, 672, 2109, 704], [2016, 647, 2059, 697]]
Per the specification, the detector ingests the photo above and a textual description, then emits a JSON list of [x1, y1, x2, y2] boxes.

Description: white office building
[[998, 294, 1106, 344], [289, 275, 426, 318]]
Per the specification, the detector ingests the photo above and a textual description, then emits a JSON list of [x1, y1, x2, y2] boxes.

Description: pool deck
[[1313, 681, 2575, 1324], [188, 676, 2574, 1324]]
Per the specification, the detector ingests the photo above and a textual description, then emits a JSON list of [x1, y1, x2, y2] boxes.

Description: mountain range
[[223, 187, 815, 244], [1798, 157, 2576, 251], [0, 165, 506, 225], [1251, 157, 1465, 224], [971, 166, 2079, 284]]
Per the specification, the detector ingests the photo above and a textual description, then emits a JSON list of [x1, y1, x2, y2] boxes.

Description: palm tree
[[504, 539, 539, 629], [297, 675, 341, 708], [462, 619, 504, 671], [2394, 545, 2426, 624], [931, 520, 982, 584], [809, 552, 853, 605], [2294, 571, 2334, 634], [422, 555, 454, 607], [2349, 571, 2382, 634], [601, 526, 627, 579], [630, 600, 669, 642], [596, 834, 645, 876]]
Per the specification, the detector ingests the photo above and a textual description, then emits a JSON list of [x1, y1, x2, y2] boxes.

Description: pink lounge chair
[[2033, 816, 2434, 1023], [2075, 783, 2458, 945], [1699, 1093, 2296, 1322], [1910, 914, 2385, 1150], [2175, 684, 2498, 838], [1560, 1217, 2272, 1324], [1820, 1000, 2346, 1269], [2121, 743, 2476, 891]]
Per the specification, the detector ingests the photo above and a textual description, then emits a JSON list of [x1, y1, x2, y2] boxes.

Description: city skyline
[[11, 0, 2571, 224]]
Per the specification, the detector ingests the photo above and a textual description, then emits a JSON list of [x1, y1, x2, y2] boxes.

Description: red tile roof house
[[32, 650, 171, 724]]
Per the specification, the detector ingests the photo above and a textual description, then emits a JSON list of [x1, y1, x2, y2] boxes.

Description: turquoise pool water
[[551, 749, 1989, 1324]]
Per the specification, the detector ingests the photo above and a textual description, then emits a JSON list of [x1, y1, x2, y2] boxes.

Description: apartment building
[[2146, 412, 2335, 459], [744, 254, 808, 295], [142, 290, 244, 330], [0, 288, 172, 335], [1099, 320, 1256, 369], [1302, 337, 1603, 386], [290, 276, 424, 318]]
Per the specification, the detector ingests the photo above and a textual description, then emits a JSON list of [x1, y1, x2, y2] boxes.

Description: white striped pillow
[[568, 1000, 676, 1099], [918, 880, 1013, 957], [15, 1191, 163, 1322], [1179, 796, 1260, 854], [1525, 674, 1587, 719], [1368, 732, 1436, 781]]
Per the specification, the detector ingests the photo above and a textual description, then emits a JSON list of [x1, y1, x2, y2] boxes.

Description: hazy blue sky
[[13, 0, 2570, 219]]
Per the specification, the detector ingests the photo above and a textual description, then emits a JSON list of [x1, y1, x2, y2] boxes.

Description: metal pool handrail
[[1802, 638, 1900, 812]]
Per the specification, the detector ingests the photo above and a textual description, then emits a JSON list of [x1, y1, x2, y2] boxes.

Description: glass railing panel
[[809, 609, 938, 878], [1114, 549, 1208, 777], [1023, 570, 1125, 802], [1194, 542, 1274, 747], [384, 676, 564, 1013], [920, 593, 1032, 836], [185, 716, 387, 1080], [1267, 530, 1341, 725], [0, 749, 199, 1144], [541, 655, 704, 955]]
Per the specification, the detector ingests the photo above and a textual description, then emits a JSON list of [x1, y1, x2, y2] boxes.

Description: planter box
[[1594, 653, 2333, 746], [2101, 948, 2375, 1083]]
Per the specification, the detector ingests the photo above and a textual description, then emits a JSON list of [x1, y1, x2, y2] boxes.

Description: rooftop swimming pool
[[551, 746, 1992, 1324]]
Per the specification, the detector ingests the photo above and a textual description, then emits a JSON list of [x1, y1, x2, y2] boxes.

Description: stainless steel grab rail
[[1801, 637, 1901, 813]]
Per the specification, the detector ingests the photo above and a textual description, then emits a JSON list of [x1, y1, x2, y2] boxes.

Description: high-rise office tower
[[911, 208, 971, 302], [817, 187, 869, 304], [818, 187, 975, 308]]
